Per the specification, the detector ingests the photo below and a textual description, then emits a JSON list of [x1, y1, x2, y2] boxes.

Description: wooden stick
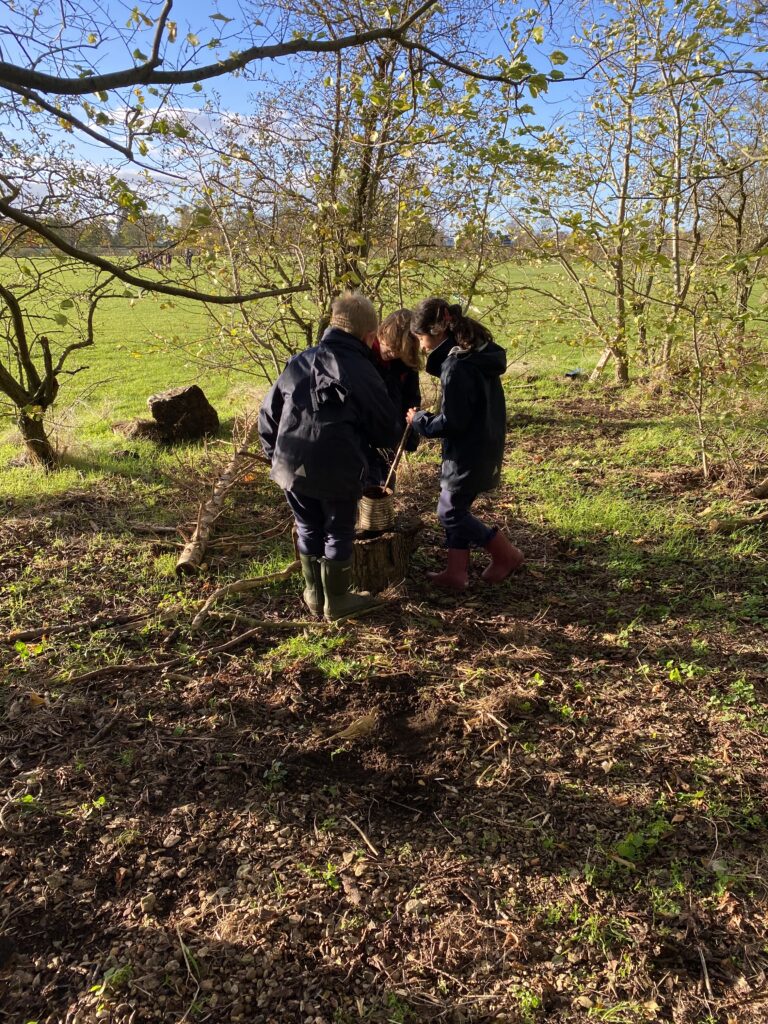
[[343, 814, 380, 858], [6, 604, 185, 645], [383, 425, 412, 493]]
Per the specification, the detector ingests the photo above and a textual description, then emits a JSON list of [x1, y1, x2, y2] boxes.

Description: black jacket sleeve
[[258, 376, 285, 461], [411, 361, 476, 439], [356, 364, 402, 450]]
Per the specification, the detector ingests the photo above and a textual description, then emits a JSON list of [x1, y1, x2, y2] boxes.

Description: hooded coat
[[258, 328, 401, 500], [411, 334, 507, 494]]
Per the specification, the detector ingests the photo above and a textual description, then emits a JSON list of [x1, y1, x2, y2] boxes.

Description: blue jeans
[[437, 489, 495, 550], [284, 490, 358, 561]]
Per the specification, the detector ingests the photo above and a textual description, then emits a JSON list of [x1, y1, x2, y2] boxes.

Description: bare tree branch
[[0, 196, 309, 304], [0, 0, 438, 97]]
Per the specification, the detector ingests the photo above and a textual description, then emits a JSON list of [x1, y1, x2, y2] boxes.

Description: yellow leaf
[[329, 712, 378, 742]]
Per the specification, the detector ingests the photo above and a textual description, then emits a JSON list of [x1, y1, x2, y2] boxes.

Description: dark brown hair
[[410, 297, 493, 351]]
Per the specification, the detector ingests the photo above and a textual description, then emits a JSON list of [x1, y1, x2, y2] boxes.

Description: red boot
[[481, 530, 524, 583], [428, 549, 470, 590]]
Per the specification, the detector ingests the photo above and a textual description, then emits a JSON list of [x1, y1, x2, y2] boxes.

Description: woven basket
[[357, 485, 395, 531]]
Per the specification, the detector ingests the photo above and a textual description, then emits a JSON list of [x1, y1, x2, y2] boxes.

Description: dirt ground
[[1, 393, 767, 1024]]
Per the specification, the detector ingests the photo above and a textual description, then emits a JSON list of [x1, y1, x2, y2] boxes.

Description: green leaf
[[210, 13, 233, 22], [59, 298, 74, 309], [53, 313, 68, 326], [133, 49, 148, 61], [187, 33, 199, 46], [532, 25, 544, 44], [549, 50, 568, 65], [192, 82, 203, 92]]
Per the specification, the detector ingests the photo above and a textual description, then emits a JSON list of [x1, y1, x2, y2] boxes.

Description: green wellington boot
[[320, 558, 382, 622], [299, 553, 324, 617]]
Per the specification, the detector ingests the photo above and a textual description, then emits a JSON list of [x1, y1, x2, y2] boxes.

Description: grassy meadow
[[1, 257, 767, 1023], [0, 256, 592, 503]]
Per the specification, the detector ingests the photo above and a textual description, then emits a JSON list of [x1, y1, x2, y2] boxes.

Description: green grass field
[[0, 257, 597, 500], [1, 254, 764, 507]]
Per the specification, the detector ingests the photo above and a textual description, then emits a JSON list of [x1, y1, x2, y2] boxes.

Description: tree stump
[[352, 516, 422, 592], [292, 516, 422, 593], [148, 385, 219, 441]]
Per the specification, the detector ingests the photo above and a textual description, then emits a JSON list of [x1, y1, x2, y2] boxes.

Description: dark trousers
[[284, 489, 358, 561], [437, 488, 495, 550]]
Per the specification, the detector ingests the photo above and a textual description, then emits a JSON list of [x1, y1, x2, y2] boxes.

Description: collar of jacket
[[320, 326, 374, 359], [424, 332, 457, 377]]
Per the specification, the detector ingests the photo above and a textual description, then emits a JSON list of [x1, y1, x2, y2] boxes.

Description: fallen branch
[[53, 612, 313, 684], [56, 659, 182, 685], [343, 814, 381, 858], [129, 523, 182, 535], [190, 560, 301, 630], [175, 421, 265, 576], [707, 510, 768, 534], [203, 618, 318, 654], [84, 709, 123, 748]]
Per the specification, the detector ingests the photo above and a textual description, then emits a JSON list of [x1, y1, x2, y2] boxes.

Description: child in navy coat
[[259, 292, 401, 619], [406, 297, 524, 589], [368, 308, 421, 487]]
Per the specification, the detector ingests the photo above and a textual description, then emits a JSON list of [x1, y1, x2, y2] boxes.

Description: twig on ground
[[0, 799, 22, 836], [84, 708, 123, 748], [343, 814, 381, 858], [698, 944, 715, 1003], [175, 925, 201, 1024], [56, 659, 182, 685], [190, 561, 301, 630]]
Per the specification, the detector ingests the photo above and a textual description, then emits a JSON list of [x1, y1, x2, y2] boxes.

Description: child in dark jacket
[[259, 292, 401, 620], [406, 297, 524, 589], [368, 309, 421, 487]]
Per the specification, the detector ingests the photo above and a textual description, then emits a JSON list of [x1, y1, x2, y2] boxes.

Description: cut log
[[176, 422, 264, 575], [351, 517, 422, 593]]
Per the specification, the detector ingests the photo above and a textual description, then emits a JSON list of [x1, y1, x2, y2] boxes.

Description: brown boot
[[428, 549, 470, 590], [481, 530, 524, 583]]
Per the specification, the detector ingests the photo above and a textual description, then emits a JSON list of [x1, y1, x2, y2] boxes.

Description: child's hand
[[406, 406, 420, 425]]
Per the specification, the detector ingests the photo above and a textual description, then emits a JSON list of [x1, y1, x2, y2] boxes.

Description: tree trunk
[[18, 412, 57, 469]]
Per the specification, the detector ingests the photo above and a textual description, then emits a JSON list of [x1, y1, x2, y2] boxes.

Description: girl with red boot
[[406, 297, 524, 589]]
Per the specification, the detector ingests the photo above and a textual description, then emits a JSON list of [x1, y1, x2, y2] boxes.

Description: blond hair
[[379, 309, 421, 369]]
